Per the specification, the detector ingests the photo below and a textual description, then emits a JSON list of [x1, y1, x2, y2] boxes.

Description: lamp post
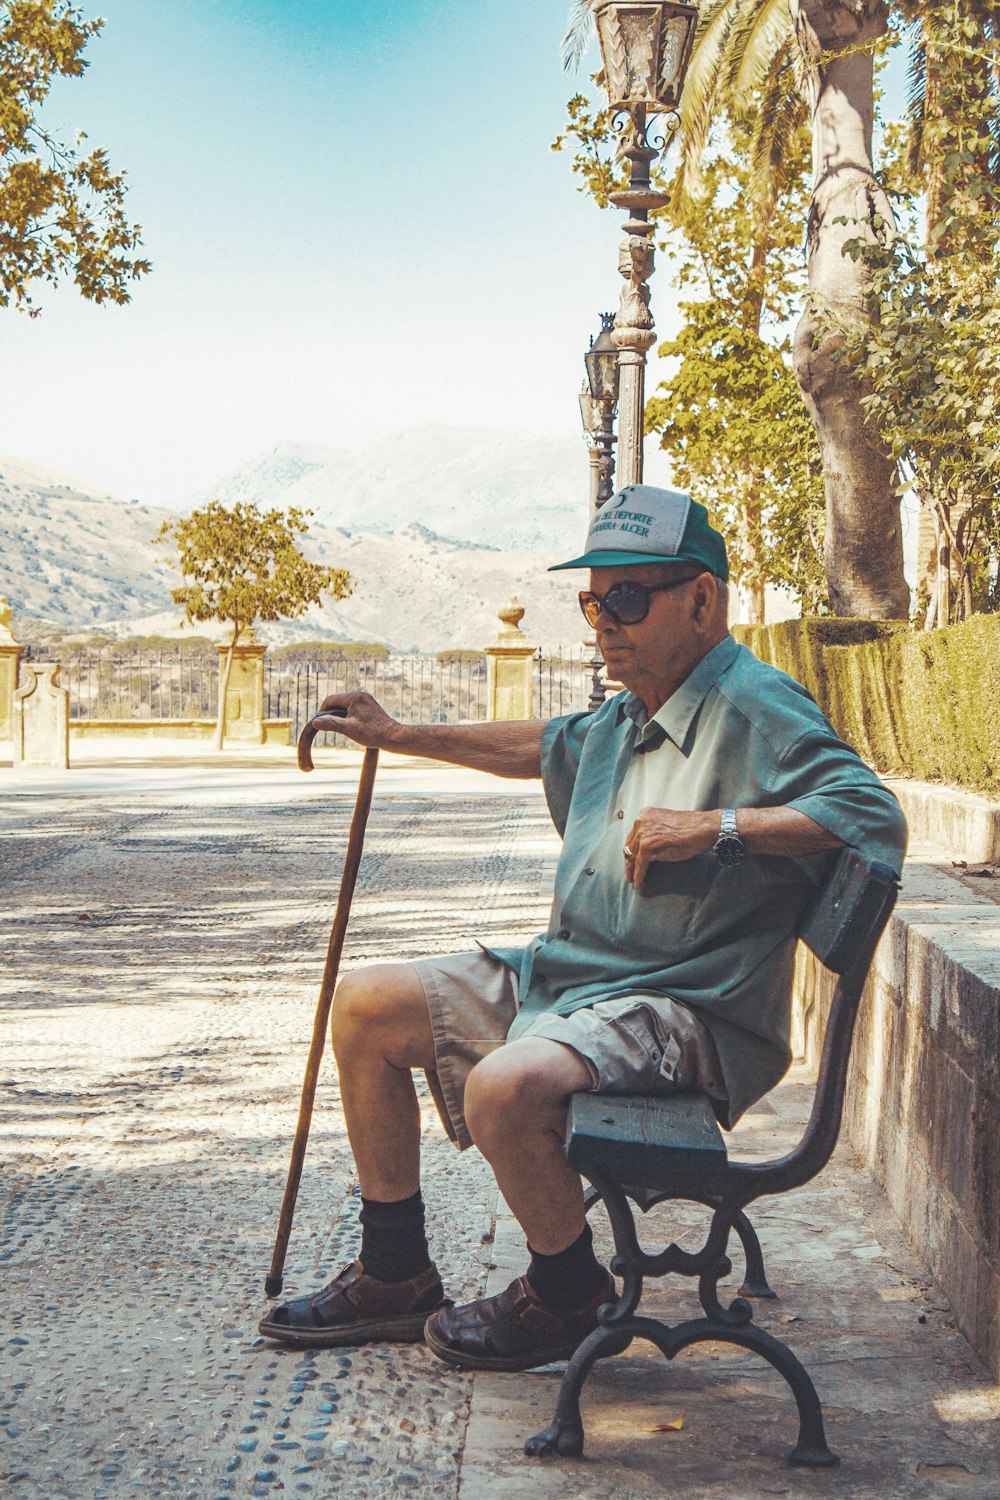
[[592, 0, 699, 486], [578, 312, 622, 709], [580, 311, 619, 514]]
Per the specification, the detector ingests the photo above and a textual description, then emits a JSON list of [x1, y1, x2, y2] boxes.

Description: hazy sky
[[0, 0, 636, 502], [0, 2, 908, 507]]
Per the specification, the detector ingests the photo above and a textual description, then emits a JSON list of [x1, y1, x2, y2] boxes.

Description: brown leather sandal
[[423, 1271, 616, 1372], [259, 1260, 449, 1348]]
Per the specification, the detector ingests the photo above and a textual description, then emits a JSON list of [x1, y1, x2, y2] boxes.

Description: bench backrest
[[796, 848, 900, 974], [732, 848, 900, 1200]]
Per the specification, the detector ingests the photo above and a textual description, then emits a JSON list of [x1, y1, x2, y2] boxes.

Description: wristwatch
[[713, 807, 745, 867]]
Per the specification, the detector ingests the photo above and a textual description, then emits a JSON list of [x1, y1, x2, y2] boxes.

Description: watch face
[[714, 835, 745, 867]]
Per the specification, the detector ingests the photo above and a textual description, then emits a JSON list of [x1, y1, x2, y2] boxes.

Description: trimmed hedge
[[733, 615, 1000, 795]]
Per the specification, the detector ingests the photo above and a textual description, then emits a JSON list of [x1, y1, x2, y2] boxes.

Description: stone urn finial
[[494, 596, 526, 642]]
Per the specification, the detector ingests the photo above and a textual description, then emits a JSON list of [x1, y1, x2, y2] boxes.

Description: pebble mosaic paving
[[1, 785, 557, 1497]]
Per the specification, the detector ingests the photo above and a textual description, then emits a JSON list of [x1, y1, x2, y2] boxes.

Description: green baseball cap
[[549, 484, 729, 581]]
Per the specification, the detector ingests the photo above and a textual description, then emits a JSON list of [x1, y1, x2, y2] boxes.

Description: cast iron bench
[[525, 848, 899, 1468]]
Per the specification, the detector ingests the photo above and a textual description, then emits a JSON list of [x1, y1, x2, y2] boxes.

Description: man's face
[[585, 563, 703, 684]]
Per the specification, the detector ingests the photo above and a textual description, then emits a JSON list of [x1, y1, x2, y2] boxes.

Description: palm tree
[[563, 0, 910, 618]]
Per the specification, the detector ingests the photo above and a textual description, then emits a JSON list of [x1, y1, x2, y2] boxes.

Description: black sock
[[358, 1190, 433, 1283], [526, 1222, 608, 1313]]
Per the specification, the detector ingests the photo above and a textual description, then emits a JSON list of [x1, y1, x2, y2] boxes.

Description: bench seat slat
[[566, 1092, 728, 1191]]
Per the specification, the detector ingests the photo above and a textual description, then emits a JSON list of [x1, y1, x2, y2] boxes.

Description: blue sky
[[0, 2, 909, 506]]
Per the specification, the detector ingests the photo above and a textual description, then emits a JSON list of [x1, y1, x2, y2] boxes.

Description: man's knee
[[331, 963, 433, 1068], [331, 965, 403, 1053], [464, 1039, 590, 1149]]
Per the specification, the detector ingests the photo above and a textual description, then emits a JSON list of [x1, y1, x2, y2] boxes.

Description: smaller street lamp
[[580, 311, 619, 513], [579, 312, 621, 710], [592, 0, 699, 487]]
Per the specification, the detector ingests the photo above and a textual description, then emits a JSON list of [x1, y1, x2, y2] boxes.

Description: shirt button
[[558, 928, 570, 940], [616, 810, 624, 820], [584, 867, 595, 876]]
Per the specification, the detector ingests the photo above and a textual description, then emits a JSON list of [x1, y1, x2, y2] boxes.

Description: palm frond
[[561, 0, 596, 72], [748, 40, 808, 215], [726, 0, 792, 102], [905, 28, 927, 175], [672, 0, 743, 210]]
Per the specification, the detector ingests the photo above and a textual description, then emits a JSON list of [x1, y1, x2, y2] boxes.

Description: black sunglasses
[[578, 574, 702, 629]]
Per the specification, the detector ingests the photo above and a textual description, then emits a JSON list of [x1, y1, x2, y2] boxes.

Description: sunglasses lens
[[606, 583, 649, 623], [578, 593, 601, 628]]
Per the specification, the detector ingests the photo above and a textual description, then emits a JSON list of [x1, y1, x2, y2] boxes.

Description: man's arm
[[623, 806, 842, 889], [312, 692, 545, 779]]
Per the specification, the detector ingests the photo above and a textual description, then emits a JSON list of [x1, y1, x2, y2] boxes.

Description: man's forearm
[[624, 804, 844, 886], [387, 719, 545, 779], [732, 806, 844, 856]]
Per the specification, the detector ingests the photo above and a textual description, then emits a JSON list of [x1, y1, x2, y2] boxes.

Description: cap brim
[[548, 550, 700, 572]]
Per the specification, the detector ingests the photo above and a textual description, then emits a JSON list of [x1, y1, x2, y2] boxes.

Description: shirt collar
[[615, 635, 740, 750]]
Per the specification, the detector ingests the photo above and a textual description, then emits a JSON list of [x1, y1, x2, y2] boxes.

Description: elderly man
[[259, 485, 907, 1370]]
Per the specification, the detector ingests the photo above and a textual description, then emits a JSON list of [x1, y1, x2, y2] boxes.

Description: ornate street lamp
[[579, 312, 621, 710], [580, 311, 619, 514], [592, 0, 699, 486]]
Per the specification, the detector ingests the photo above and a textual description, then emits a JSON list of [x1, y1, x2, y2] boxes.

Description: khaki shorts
[[411, 947, 725, 1152]]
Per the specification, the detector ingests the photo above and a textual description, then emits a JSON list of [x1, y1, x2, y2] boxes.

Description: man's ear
[[690, 572, 715, 624]]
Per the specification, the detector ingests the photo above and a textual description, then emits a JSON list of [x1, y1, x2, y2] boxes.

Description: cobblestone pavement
[[4, 755, 1000, 1500], [1, 760, 552, 1499]]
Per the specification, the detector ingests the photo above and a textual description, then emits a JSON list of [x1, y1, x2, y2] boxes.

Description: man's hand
[[313, 691, 401, 750], [623, 807, 718, 889]]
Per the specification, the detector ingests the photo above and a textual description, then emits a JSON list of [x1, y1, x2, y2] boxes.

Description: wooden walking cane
[[264, 710, 379, 1297]]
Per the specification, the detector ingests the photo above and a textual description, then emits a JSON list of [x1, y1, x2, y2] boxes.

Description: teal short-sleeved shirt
[[491, 635, 907, 1127]]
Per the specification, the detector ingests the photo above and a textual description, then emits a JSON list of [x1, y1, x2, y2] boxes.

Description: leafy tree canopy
[[647, 302, 827, 613], [0, 0, 150, 315], [156, 500, 352, 641]]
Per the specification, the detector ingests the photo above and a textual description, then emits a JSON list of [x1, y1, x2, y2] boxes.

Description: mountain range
[[0, 430, 599, 653]]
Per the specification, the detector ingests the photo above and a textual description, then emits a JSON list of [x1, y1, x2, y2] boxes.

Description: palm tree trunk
[[789, 0, 910, 619]]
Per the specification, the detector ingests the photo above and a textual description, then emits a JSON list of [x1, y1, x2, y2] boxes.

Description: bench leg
[[524, 1314, 838, 1467], [523, 1324, 633, 1458], [733, 1208, 776, 1299]]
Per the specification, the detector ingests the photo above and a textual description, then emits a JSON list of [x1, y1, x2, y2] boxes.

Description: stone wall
[[793, 824, 1000, 1377]]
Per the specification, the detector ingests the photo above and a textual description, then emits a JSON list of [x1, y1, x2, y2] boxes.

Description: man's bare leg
[[258, 962, 445, 1346], [329, 963, 437, 1200], [424, 1037, 610, 1371], [463, 1036, 593, 1253]]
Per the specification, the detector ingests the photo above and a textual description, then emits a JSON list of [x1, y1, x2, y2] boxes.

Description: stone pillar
[[216, 627, 267, 743], [0, 597, 24, 744], [485, 598, 537, 721], [13, 661, 69, 769]]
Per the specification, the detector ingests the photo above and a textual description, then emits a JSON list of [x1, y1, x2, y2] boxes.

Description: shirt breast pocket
[[617, 851, 719, 948]]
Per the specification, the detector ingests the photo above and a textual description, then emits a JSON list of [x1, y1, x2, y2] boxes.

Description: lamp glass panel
[[585, 344, 619, 402], [660, 15, 692, 101], [619, 10, 658, 102]]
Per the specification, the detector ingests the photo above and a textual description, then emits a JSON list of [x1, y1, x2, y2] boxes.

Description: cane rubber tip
[[264, 1274, 283, 1298]]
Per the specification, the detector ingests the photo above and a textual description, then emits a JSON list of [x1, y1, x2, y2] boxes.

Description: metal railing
[[22, 646, 218, 721], [20, 645, 595, 727], [534, 651, 593, 720], [264, 654, 491, 742]]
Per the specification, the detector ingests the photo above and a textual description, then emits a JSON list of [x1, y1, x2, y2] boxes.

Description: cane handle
[[297, 707, 348, 772]]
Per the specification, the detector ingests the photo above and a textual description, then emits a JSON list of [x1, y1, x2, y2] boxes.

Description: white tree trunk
[[789, 0, 910, 619], [215, 627, 240, 752]]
